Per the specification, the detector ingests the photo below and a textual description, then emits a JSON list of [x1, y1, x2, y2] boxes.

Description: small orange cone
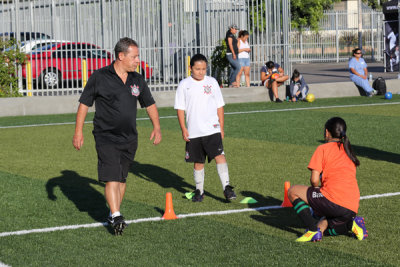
[[281, 181, 293, 207], [162, 192, 178, 220]]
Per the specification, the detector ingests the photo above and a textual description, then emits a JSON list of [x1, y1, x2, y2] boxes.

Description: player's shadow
[[353, 145, 400, 164], [130, 161, 227, 203], [317, 140, 400, 164], [241, 191, 304, 236], [45, 170, 112, 233]]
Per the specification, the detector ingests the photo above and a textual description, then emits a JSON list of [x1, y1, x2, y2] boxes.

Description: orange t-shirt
[[308, 142, 360, 213]]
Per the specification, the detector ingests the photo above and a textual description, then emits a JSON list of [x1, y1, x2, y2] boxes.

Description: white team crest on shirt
[[203, 84, 212, 94], [131, 85, 140, 96]]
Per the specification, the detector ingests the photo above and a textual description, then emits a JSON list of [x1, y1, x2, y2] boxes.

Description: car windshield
[[33, 42, 57, 51], [31, 43, 58, 54]]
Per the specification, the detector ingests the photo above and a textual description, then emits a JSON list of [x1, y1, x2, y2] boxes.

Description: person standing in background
[[225, 24, 241, 88], [236, 30, 251, 87]]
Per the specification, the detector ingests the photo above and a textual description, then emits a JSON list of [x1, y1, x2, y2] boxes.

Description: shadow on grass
[[353, 145, 400, 164], [130, 161, 227, 204], [241, 191, 303, 236], [317, 140, 400, 164], [45, 170, 112, 234]]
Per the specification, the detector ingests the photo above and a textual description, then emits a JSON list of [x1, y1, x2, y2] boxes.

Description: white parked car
[[20, 39, 69, 53], [4, 39, 68, 53]]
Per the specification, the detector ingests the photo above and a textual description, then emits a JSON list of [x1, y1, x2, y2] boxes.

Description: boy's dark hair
[[292, 69, 300, 80], [324, 117, 360, 167], [238, 30, 249, 38], [266, 61, 275, 69], [114, 37, 138, 60], [190, 53, 208, 67]]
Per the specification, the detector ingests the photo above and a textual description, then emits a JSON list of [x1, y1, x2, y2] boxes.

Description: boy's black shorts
[[185, 133, 224, 163], [307, 187, 356, 229], [95, 139, 138, 183]]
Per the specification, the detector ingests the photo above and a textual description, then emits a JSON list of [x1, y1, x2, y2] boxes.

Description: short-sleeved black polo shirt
[[79, 62, 155, 144]]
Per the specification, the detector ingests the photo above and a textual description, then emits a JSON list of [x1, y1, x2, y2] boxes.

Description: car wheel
[[40, 68, 61, 88]]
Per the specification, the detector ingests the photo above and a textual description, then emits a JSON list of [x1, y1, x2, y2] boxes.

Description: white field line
[[1, 101, 399, 129], [0, 262, 11, 267], [0, 192, 399, 238]]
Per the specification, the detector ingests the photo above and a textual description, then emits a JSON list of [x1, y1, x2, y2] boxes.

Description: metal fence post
[[371, 11, 375, 61], [300, 32, 303, 63], [336, 11, 339, 62]]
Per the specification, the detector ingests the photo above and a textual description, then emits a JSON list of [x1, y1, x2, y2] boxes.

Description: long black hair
[[291, 69, 300, 81], [324, 117, 360, 167]]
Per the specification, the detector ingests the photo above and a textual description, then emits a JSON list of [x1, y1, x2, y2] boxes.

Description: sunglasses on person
[[355, 52, 362, 54]]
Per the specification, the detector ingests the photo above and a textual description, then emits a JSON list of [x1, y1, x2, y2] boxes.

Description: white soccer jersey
[[174, 76, 225, 139]]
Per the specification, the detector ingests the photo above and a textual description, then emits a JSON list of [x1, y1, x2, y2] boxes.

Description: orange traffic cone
[[281, 181, 293, 207], [162, 192, 178, 220]]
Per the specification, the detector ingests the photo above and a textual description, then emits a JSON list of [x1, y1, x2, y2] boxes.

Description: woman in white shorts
[[236, 30, 251, 87]]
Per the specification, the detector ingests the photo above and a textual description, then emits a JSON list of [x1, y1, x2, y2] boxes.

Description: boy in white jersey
[[174, 54, 236, 202]]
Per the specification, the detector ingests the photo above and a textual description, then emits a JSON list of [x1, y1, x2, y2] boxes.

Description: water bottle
[[369, 73, 372, 82]]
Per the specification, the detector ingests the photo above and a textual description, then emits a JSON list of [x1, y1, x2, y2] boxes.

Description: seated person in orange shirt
[[260, 61, 289, 103], [288, 117, 368, 242]]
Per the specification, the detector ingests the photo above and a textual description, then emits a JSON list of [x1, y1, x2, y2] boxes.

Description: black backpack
[[372, 77, 387, 95]]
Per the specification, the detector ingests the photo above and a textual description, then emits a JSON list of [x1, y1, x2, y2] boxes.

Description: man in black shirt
[[73, 37, 162, 235]]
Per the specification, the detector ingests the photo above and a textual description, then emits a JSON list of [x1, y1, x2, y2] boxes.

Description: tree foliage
[[210, 39, 229, 86], [0, 38, 26, 97], [291, 0, 341, 31], [364, 0, 390, 10]]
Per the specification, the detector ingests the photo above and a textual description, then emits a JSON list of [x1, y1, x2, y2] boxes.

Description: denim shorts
[[239, 58, 250, 67]]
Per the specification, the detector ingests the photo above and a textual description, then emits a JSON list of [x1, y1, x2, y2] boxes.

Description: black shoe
[[275, 98, 283, 103], [107, 216, 113, 225], [112, 215, 127, 235], [192, 189, 204, 202], [223, 185, 237, 200]]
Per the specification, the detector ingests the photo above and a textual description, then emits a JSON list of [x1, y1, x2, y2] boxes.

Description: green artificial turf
[[0, 95, 399, 266]]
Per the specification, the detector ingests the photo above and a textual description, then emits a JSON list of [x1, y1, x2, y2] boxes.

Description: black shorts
[[96, 139, 138, 183], [307, 187, 355, 229], [185, 133, 224, 163]]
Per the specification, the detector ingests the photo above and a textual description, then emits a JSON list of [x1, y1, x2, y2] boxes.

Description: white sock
[[194, 168, 205, 194], [111, 211, 121, 218], [217, 163, 230, 190]]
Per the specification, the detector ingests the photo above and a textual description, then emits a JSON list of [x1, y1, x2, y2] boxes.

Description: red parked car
[[22, 42, 153, 88]]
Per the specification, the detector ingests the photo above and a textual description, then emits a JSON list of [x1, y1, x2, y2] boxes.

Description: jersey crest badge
[[203, 84, 212, 94], [131, 85, 140, 96]]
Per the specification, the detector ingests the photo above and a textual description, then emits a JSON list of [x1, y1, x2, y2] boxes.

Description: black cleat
[[223, 185, 237, 200], [192, 189, 204, 202], [112, 215, 127, 235], [107, 216, 113, 225]]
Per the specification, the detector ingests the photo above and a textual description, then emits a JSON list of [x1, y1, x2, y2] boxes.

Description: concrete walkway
[[293, 61, 399, 84]]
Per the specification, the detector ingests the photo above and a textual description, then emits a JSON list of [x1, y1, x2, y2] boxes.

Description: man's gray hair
[[114, 37, 138, 60]]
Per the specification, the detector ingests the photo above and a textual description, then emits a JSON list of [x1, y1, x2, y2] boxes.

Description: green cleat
[[296, 228, 322, 242]]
